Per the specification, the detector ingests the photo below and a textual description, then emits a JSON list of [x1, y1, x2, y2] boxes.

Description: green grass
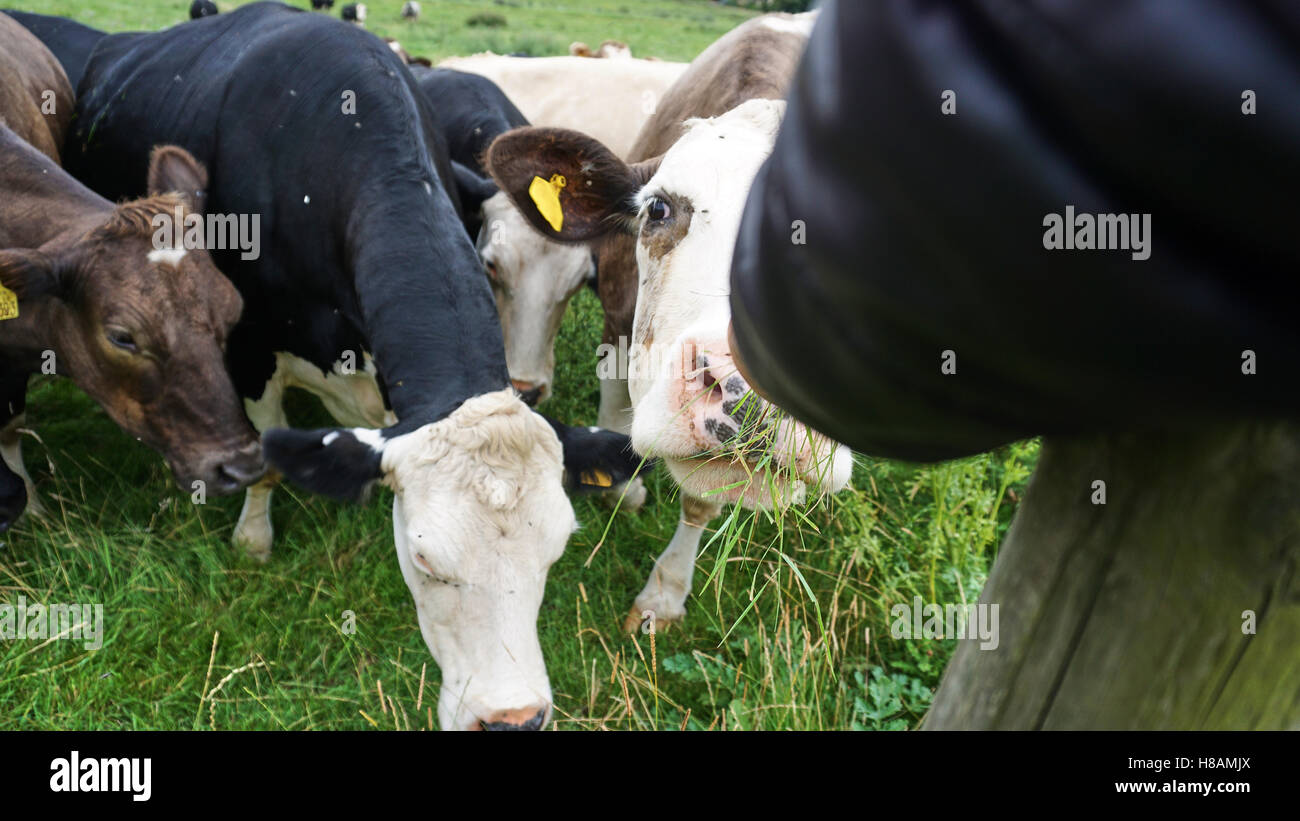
[[0, 0, 1040, 730], [23, 0, 759, 62]]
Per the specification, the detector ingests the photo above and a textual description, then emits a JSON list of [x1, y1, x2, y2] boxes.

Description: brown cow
[[0, 78, 263, 527], [0, 13, 73, 164]]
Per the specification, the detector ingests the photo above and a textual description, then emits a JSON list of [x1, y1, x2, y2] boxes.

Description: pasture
[[0, 0, 1039, 730]]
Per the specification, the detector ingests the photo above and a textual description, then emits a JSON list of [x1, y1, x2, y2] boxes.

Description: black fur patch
[[543, 416, 651, 495], [262, 427, 383, 503]]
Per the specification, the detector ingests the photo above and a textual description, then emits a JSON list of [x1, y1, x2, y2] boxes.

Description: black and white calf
[[62, 1, 633, 730]]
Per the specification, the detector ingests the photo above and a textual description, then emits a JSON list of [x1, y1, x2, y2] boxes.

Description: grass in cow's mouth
[[1, 0, 1041, 731]]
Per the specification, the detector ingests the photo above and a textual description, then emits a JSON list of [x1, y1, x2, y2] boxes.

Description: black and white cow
[[409, 65, 598, 407], [60, 1, 630, 730]]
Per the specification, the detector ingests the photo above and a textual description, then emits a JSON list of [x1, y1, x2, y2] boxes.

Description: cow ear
[[451, 161, 498, 218], [487, 126, 645, 243], [147, 145, 209, 215], [541, 415, 650, 494], [0, 248, 78, 302], [262, 427, 385, 503]]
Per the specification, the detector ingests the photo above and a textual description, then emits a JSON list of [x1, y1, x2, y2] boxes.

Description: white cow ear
[[486, 126, 645, 243], [262, 427, 385, 502]]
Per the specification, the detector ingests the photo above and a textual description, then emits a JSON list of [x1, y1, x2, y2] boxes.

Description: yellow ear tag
[[0, 285, 18, 320], [528, 173, 567, 232], [580, 468, 614, 488]]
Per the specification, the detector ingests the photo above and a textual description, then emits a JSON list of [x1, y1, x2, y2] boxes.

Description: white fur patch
[[761, 12, 817, 37], [147, 248, 187, 268], [351, 426, 387, 453]]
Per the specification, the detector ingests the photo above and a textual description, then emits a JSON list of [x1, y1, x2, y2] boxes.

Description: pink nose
[[477, 705, 550, 731], [682, 339, 770, 448]]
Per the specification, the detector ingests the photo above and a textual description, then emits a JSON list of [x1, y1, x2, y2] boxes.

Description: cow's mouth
[[662, 442, 831, 509]]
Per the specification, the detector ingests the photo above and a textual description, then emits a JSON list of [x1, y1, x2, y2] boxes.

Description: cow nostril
[[218, 458, 266, 489], [701, 368, 720, 393], [479, 706, 549, 732], [510, 379, 543, 406]]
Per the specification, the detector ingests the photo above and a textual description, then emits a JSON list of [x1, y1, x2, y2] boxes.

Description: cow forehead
[[380, 391, 572, 575], [639, 101, 784, 209]]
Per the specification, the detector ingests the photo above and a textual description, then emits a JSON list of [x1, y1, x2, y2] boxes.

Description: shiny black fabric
[[730, 0, 1300, 461]]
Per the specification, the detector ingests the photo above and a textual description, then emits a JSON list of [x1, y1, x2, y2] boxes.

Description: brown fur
[[0, 123, 258, 491], [487, 127, 659, 241], [0, 12, 75, 164], [94, 195, 191, 240], [596, 15, 809, 351]]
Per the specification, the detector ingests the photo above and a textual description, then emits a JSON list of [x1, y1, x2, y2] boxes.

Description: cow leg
[[0, 372, 39, 527], [0, 413, 43, 519], [623, 494, 722, 632], [233, 372, 287, 561], [597, 374, 647, 511]]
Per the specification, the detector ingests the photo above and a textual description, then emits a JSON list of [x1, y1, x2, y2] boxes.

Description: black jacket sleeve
[[729, 0, 1300, 461]]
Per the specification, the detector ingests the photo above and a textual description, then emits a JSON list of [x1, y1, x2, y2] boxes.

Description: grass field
[[0, 0, 1040, 730]]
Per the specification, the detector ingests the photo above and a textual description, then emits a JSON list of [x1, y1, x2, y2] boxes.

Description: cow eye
[[106, 328, 139, 353], [484, 259, 499, 281], [646, 197, 671, 222]]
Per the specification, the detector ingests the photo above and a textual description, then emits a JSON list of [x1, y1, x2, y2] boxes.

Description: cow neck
[[346, 178, 510, 433], [0, 130, 108, 249]]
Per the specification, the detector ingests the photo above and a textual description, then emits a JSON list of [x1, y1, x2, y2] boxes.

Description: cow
[[190, 0, 219, 19], [341, 3, 365, 26], [59, 1, 629, 730], [487, 12, 851, 631], [432, 52, 684, 510], [408, 65, 596, 407], [569, 40, 633, 59], [420, 53, 683, 423], [0, 11, 74, 163], [0, 14, 263, 530], [437, 54, 687, 163], [0, 10, 105, 92]]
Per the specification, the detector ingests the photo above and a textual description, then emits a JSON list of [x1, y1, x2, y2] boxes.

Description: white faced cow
[[488, 13, 851, 631]]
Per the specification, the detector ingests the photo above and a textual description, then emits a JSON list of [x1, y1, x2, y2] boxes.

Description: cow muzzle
[[635, 336, 850, 508], [476, 705, 550, 731], [510, 379, 547, 407], [184, 441, 267, 495]]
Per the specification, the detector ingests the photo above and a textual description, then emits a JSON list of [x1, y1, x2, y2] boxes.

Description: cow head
[[478, 191, 594, 405], [488, 101, 851, 509], [263, 389, 584, 730], [0, 146, 262, 495]]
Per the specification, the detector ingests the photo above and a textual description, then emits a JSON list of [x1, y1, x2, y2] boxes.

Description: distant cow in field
[[60, 1, 631, 730], [569, 39, 633, 59], [0, 12, 263, 529], [489, 13, 851, 630]]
